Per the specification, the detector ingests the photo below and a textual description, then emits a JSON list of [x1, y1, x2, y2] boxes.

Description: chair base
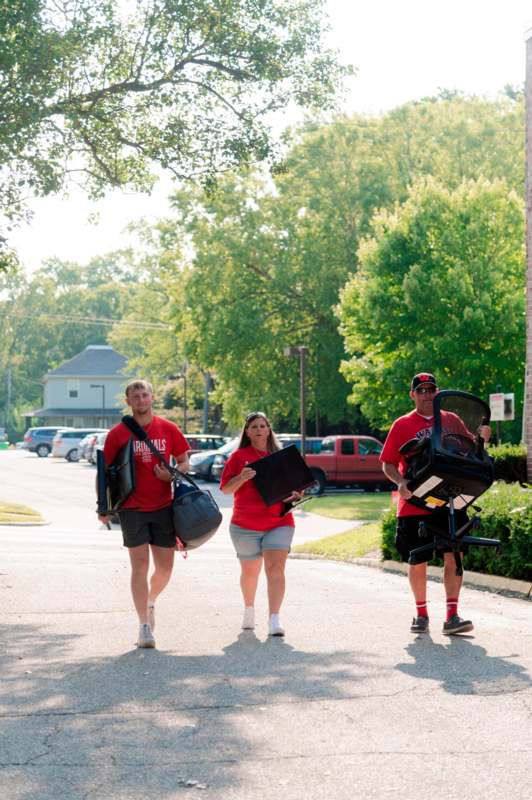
[[408, 514, 500, 576]]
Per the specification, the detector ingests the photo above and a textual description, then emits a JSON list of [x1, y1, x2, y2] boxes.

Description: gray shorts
[[229, 524, 294, 560]]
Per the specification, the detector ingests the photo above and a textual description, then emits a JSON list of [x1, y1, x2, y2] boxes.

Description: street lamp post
[[90, 384, 105, 427], [284, 346, 309, 458]]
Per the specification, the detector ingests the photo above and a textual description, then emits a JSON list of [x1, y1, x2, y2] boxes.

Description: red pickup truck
[[305, 435, 387, 494]]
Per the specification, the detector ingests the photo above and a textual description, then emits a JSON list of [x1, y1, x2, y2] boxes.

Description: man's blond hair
[[125, 379, 153, 397]]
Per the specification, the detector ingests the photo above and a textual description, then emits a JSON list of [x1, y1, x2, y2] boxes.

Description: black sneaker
[[410, 616, 429, 633], [442, 614, 474, 635]]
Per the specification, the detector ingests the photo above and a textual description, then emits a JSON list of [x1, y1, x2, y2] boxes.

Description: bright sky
[[11, 0, 532, 274]]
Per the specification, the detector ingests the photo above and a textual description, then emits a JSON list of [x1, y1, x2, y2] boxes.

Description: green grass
[[0, 500, 44, 524], [305, 492, 392, 522], [293, 522, 382, 560]]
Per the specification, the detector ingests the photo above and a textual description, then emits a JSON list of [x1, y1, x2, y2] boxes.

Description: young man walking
[[380, 373, 491, 635], [98, 379, 189, 648]]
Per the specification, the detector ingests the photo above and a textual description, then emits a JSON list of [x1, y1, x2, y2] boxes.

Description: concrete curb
[[289, 552, 532, 600]]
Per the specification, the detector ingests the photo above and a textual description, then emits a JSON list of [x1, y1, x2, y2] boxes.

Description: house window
[[67, 379, 80, 398]]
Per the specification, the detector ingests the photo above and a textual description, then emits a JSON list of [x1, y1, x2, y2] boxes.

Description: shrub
[[488, 443, 527, 484], [380, 482, 532, 581]]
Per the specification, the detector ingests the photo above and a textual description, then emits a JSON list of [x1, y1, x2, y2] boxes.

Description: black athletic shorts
[[118, 505, 175, 549], [395, 511, 469, 564]]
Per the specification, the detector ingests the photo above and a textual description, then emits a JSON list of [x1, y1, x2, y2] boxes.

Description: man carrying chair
[[380, 373, 491, 635]]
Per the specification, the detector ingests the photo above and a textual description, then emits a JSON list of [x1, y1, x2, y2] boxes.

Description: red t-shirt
[[220, 446, 295, 530], [380, 409, 474, 517], [103, 416, 189, 512]]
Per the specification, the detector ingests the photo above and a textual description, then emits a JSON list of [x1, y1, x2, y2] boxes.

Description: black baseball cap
[[411, 372, 436, 391]]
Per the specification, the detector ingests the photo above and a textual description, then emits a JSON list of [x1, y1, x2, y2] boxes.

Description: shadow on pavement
[[0, 623, 380, 799], [395, 634, 531, 695]]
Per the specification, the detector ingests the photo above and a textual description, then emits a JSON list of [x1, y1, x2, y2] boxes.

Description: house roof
[[46, 345, 129, 377], [31, 407, 123, 418]]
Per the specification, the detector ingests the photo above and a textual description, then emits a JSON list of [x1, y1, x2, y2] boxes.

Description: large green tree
[[0, 253, 140, 434], [172, 92, 524, 428], [0, 0, 347, 270], [171, 171, 359, 430], [106, 224, 210, 430], [337, 178, 525, 430]]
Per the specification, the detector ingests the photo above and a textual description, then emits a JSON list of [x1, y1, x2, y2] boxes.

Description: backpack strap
[[121, 415, 175, 472]]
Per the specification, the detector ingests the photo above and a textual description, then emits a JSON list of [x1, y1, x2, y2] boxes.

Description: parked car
[[188, 437, 239, 481], [210, 435, 324, 483], [22, 426, 74, 458], [52, 428, 108, 462], [304, 435, 386, 494], [186, 434, 230, 455], [78, 432, 100, 461], [88, 430, 108, 465], [277, 434, 324, 454], [210, 434, 386, 494]]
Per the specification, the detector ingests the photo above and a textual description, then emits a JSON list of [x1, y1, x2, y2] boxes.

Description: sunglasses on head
[[245, 411, 267, 421], [415, 386, 437, 395]]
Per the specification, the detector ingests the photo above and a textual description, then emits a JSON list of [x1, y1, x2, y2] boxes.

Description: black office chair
[[399, 390, 501, 575]]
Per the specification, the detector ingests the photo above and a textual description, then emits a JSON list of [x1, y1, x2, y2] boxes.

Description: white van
[[52, 428, 108, 462]]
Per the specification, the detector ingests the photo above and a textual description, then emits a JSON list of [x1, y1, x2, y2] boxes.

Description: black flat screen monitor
[[251, 445, 315, 507], [96, 439, 136, 513]]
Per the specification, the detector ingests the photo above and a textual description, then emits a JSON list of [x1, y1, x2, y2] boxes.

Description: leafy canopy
[[173, 93, 523, 429], [0, 0, 347, 238], [338, 178, 525, 430]]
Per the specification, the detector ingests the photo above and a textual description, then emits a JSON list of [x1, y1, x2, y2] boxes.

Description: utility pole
[[203, 372, 211, 432], [525, 28, 532, 479], [5, 367, 11, 427], [169, 369, 187, 433], [496, 384, 502, 445]]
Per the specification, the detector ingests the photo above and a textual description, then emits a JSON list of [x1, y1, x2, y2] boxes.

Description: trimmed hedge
[[381, 482, 532, 582], [488, 443, 527, 484]]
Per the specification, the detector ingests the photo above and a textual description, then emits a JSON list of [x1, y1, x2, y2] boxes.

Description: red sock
[[446, 597, 458, 621], [415, 600, 428, 618]]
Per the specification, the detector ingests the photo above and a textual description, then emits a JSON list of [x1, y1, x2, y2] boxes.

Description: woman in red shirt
[[220, 412, 300, 637]]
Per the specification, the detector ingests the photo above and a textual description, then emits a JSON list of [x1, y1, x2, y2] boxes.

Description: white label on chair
[[453, 494, 474, 510], [413, 475, 443, 497]]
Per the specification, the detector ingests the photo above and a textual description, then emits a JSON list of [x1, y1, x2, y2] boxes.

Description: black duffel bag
[[171, 472, 222, 550], [122, 415, 222, 550]]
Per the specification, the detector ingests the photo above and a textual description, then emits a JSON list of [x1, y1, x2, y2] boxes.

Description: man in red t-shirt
[[380, 372, 491, 636], [98, 379, 189, 648]]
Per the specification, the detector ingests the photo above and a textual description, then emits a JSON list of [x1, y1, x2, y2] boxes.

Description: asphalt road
[[0, 450, 531, 800]]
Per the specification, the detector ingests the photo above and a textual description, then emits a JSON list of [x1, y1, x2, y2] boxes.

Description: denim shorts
[[229, 524, 295, 560]]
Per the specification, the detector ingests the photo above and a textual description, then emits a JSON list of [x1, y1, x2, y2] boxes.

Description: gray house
[[31, 345, 131, 428]]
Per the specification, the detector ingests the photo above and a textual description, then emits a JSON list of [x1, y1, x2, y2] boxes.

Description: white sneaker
[[148, 603, 155, 632], [268, 614, 285, 637], [137, 623, 156, 648], [241, 607, 255, 630]]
